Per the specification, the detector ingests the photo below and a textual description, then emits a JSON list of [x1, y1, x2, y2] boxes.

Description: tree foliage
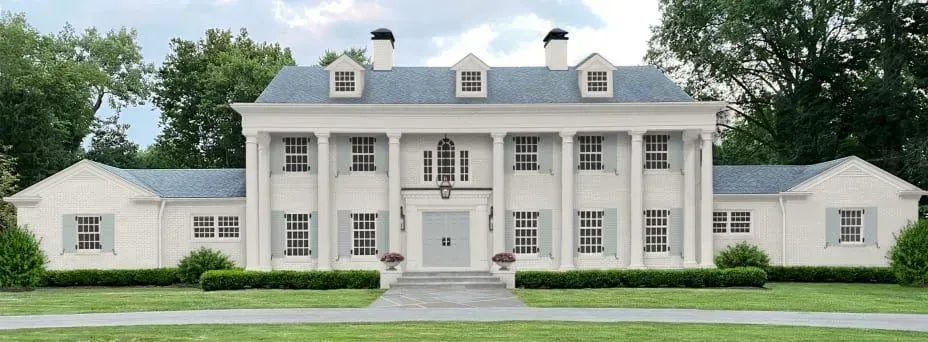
[[0, 151, 18, 230], [317, 47, 371, 67], [152, 28, 295, 168], [647, 0, 928, 189], [84, 114, 139, 169]]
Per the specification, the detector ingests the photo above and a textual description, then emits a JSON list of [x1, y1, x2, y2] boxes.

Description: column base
[[698, 263, 716, 268], [682, 260, 700, 268], [627, 263, 646, 269], [558, 263, 575, 271]]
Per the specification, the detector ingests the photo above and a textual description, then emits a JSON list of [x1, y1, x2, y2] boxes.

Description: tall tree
[[84, 114, 139, 168], [152, 28, 295, 168], [318, 47, 371, 67], [0, 151, 18, 230]]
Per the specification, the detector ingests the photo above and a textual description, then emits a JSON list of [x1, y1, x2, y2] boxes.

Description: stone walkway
[[369, 287, 526, 308], [2, 308, 928, 332]]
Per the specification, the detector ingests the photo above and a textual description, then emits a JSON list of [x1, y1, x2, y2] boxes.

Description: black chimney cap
[[543, 28, 568, 46], [371, 28, 395, 46]]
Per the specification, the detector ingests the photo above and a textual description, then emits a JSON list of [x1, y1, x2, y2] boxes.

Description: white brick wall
[[161, 200, 245, 267], [713, 198, 783, 265]]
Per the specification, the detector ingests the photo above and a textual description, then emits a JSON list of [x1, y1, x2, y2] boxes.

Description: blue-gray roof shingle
[[255, 65, 693, 104], [713, 157, 849, 194]]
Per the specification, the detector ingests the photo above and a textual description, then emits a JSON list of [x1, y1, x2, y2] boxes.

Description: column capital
[[315, 132, 331, 143], [387, 132, 402, 142], [490, 131, 507, 139], [559, 131, 576, 140], [255, 132, 270, 145], [682, 131, 700, 146], [700, 130, 715, 141], [245, 134, 259, 144], [629, 130, 647, 137]]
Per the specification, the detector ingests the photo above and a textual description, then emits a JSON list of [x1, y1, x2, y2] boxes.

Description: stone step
[[389, 282, 507, 289], [400, 271, 492, 277], [396, 276, 501, 284]]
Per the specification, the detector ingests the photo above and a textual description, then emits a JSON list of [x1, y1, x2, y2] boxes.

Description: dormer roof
[[450, 53, 491, 71], [576, 53, 616, 71], [323, 55, 365, 71]]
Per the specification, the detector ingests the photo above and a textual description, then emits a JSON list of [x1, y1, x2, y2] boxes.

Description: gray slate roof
[[713, 157, 849, 194], [96, 162, 245, 198], [256, 66, 693, 104], [94, 158, 850, 198]]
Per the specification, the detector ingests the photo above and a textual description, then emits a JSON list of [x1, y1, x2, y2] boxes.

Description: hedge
[[516, 267, 767, 289], [764, 266, 896, 283], [199, 270, 380, 291], [41, 268, 181, 287]]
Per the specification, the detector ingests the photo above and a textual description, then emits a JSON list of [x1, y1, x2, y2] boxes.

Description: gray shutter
[[377, 210, 389, 254], [825, 208, 839, 247], [337, 135, 351, 175], [669, 132, 683, 171], [504, 135, 514, 173], [604, 208, 618, 257], [338, 210, 352, 259], [505, 210, 514, 253], [309, 138, 318, 174], [669, 208, 683, 257], [538, 209, 553, 257], [271, 137, 284, 175], [271, 211, 285, 258], [602, 133, 617, 173], [100, 214, 115, 253], [537, 134, 554, 174], [374, 135, 388, 174], [574, 210, 580, 255], [310, 211, 319, 257], [864, 207, 878, 246], [62, 215, 76, 253]]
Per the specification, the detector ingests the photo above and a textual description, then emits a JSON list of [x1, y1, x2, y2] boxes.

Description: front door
[[422, 211, 470, 267]]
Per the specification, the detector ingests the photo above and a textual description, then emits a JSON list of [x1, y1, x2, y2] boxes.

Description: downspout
[[778, 194, 786, 266], [157, 200, 166, 268]]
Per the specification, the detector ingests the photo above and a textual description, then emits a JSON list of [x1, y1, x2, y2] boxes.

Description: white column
[[682, 131, 698, 267], [244, 134, 260, 270], [558, 131, 575, 270], [699, 131, 715, 267], [628, 130, 645, 269], [387, 132, 402, 254], [257, 133, 271, 270], [316, 132, 332, 270], [491, 132, 506, 258]]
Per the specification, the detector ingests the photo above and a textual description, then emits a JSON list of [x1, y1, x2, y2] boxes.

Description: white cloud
[[271, 0, 385, 34], [425, 0, 660, 67]]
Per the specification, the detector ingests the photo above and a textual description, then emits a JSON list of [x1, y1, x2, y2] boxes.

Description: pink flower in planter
[[492, 252, 516, 263], [379, 252, 405, 263]]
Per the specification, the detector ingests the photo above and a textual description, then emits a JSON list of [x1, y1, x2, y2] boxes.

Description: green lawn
[[515, 282, 928, 313], [1, 322, 925, 341], [0, 287, 383, 316]]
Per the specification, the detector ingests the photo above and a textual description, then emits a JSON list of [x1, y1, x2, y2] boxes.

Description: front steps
[[391, 271, 507, 289]]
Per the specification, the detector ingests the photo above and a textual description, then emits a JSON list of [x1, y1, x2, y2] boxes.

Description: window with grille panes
[[713, 211, 728, 233], [729, 212, 751, 233], [423, 150, 433, 182], [217, 216, 240, 238], [350, 136, 376, 172], [839, 209, 863, 244], [459, 150, 470, 182], [334, 71, 355, 92], [76, 216, 102, 250], [513, 136, 539, 171], [283, 137, 310, 172], [193, 216, 215, 239], [644, 134, 670, 170], [513, 211, 539, 254], [285, 213, 310, 256], [352, 212, 377, 256], [578, 210, 604, 254], [437, 138, 455, 182], [644, 209, 669, 253], [461, 71, 482, 92], [587, 71, 608, 92], [578, 135, 603, 170]]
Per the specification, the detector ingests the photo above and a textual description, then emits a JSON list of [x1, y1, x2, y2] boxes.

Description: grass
[[1, 322, 925, 341], [0, 287, 384, 316], [515, 282, 928, 313]]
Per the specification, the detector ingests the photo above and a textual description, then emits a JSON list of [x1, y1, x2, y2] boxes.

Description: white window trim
[[325, 56, 365, 98], [577, 208, 605, 256], [712, 210, 753, 235], [284, 213, 311, 258], [282, 136, 311, 173], [513, 136, 540, 173], [351, 211, 379, 259], [451, 54, 490, 98], [457, 70, 486, 98], [513, 211, 539, 255], [349, 136, 377, 173], [421, 143, 472, 185], [191, 214, 242, 242], [577, 135, 605, 172], [75, 215, 102, 253], [644, 209, 670, 255], [580, 70, 612, 98], [644, 134, 670, 171], [838, 208, 865, 245]]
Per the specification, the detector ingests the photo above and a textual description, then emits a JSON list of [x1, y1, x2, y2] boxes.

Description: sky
[[1, 0, 661, 147]]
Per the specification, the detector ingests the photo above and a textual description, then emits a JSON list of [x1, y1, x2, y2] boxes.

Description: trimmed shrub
[[764, 266, 896, 283], [200, 270, 380, 291], [515, 267, 766, 289], [715, 242, 770, 269], [890, 220, 928, 287], [41, 268, 180, 287], [0, 225, 48, 289], [177, 247, 236, 284]]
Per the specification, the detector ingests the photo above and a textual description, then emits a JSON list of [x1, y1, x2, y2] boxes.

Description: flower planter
[[383, 261, 401, 271], [495, 261, 513, 271]]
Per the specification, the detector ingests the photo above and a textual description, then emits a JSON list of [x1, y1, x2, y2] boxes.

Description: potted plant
[[492, 252, 516, 271], [379, 252, 405, 271]]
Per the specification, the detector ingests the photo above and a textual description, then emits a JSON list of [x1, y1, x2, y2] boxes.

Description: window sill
[[837, 242, 868, 247], [193, 238, 241, 243], [351, 256, 380, 262], [577, 253, 605, 259], [514, 253, 543, 260], [644, 252, 671, 257], [644, 170, 682, 175], [72, 250, 106, 255], [282, 256, 314, 262]]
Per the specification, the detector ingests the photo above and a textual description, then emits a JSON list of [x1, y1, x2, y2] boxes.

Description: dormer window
[[586, 71, 608, 93], [461, 71, 482, 92], [334, 71, 356, 92], [451, 53, 490, 98], [576, 53, 616, 98]]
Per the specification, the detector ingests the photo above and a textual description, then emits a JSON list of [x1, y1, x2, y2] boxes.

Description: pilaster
[[699, 130, 715, 267], [316, 132, 332, 270], [558, 131, 575, 270], [491, 131, 506, 263], [682, 131, 699, 267], [628, 130, 645, 269], [257, 133, 271, 270], [244, 134, 260, 270], [387, 132, 402, 257]]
